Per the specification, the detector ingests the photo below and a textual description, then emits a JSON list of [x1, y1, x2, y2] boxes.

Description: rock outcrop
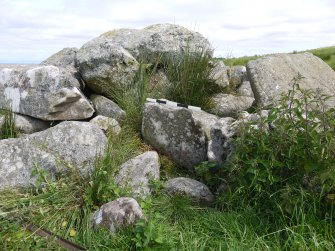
[[0, 65, 94, 120], [247, 52, 335, 108], [0, 121, 107, 189]]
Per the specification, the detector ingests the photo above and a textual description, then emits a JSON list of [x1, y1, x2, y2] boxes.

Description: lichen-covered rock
[[99, 23, 212, 63], [77, 40, 139, 95], [247, 52, 335, 108], [237, 81, 254, 97], [0, 65, 94, 120], [210, 94, 254, 118], [207, 117, 237, 164], [0, 121, 107, 189], [192, 110, 219, 140], [210, 61, 229, 88], [114, 151, 160, 199], [164, 177, 214, 204], [91, 197, 143, 233], [228, 65, 247, 88], [142, 102, 207, 170], [13, 114, 50, 134], [90, 94, 126, 122], [40, 47, 78, 68], [89, 115, 121, 135]]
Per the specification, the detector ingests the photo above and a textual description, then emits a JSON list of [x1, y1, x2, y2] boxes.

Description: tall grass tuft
[[0, 109, 17, 139], [163, 48, 224, 111]]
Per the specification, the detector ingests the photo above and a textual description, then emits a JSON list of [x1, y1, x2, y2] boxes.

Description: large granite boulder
[[0, 121, 107, 189], [164, 177, 214, 204], [247, 52, 335, 107], [76, 40, 139, 95], [210, 94, 255, 118], [98, 23, 212, 63], [142, 102, 207, 170], [0, 65, 94, 120], [91, 197, 143, 233], [114, 151, 160, 199], [90, 94, 126, 122]]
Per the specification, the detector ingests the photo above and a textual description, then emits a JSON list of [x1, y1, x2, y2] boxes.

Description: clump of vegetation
[[162, 48, 224, 111], [222, 74, 335, 220], [0, 109, 17, 139]]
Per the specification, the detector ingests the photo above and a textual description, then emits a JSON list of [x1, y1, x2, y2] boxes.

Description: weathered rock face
[[210, 61, 229, 88], [207, 117, 237, 165], [89, 115, 121, 135], [0, 65, 94, 120], [164, 177, 214, 204], [114, 151, 160, 199], [142, 103, 207, 170], [76, 40, 139, 95], [99, 23, 212, 63], [247, 52, 335, 107], [237, 81, 254, 97], [0, 121, 107, 189], [40, 47, 78, 68], [90, 94, 126, 122], [191, 110, 219, 140], [14, 114, 50, 134], [91, 197, 143, 233], [228, 65, 247, 88], [210, 94, 255, 118]]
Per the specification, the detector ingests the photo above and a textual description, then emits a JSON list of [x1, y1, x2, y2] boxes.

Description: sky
[[0, 0, 334, 63]]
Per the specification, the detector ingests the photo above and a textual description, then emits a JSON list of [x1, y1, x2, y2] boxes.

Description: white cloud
[[0, 0, 334, 63]]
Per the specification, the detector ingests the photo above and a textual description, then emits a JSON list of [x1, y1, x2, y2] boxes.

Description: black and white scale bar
[[146, 98, 201, 111]]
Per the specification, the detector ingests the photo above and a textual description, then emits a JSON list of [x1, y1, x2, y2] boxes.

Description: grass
[[0, 109, 18, 139], [218, 46, 335, 70]]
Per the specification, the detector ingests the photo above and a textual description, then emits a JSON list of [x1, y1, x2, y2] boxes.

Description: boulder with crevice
[[0, 65, 94, 120]]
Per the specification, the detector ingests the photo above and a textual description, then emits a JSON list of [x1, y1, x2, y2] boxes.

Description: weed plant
[[0, 109, 17, 139]]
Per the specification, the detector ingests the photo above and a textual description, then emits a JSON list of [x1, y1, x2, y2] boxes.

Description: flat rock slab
[[0, 121, 107, 189], [0, 65, 94, 120], [247, 52, 335, 107], [142, 102, 207, 170]]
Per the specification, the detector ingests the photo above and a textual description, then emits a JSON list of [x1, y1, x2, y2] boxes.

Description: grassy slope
[[220, 46, 335, 70]]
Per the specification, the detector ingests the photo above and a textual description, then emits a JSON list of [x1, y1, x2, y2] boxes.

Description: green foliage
[[163, 48, 224, 111], [308, 46, 335, 70], [195, 161, 222, 190], [0, 109, 18, 139], [224, 73, 335, 215]]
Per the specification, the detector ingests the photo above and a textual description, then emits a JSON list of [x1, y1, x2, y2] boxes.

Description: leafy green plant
[[224, 73, 335, 213], [163, 47, 224, 111]]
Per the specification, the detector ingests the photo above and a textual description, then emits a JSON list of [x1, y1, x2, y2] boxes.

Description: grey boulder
[[237, 81, 254, 97], [228, 65, 247, 88], [98, 23, 212, 63], [142, 102, 207, 170], [0, 121, 107, 189], [192, 110, 219, 140], [89, 115, 121, 135], [247, 52, 335, 107], [77, 40, 139, 95], [210, 93, 255, 118], [210, 61, 229, 88], [114, 151, 160, 199], [164, 177, 214, 204], [0, 65, 94, 120], [90, 94, 126, 122], [91, 197, 143, 233], [0, 113, 50, 135], [40, 47, 78, 68]]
